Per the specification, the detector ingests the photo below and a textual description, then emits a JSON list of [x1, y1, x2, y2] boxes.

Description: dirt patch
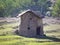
[[43, 17, 60, 25]]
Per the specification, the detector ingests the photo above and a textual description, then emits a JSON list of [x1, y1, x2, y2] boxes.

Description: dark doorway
[[36, 26, 41, 35]]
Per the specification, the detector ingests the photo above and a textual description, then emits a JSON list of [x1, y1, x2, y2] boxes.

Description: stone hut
[[17, 9, 44, 37]]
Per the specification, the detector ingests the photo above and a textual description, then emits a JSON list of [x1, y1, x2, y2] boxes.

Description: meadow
[[0, 17, 60, 45]]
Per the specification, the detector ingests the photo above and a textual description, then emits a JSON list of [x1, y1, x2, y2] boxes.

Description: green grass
[[0, 35, 60, 45], [0, 19, 60, 45], [44, 24, 60, 31], [0, 22, 18, 36], [44, 24, 60, 38]]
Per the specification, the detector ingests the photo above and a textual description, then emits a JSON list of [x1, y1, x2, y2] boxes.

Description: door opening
[[36, 26, 41, 35]]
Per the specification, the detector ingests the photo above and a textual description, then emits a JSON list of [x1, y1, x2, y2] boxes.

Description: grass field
[[0, 17, 60, 45]]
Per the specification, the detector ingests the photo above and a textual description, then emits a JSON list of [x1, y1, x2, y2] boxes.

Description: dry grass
[[0, 17, 60, 45]]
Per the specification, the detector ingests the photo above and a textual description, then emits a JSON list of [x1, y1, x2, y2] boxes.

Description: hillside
[[0, 17, 60, 45]]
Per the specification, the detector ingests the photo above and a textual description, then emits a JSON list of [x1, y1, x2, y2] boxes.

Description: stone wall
[[18, 12, 44, 37]]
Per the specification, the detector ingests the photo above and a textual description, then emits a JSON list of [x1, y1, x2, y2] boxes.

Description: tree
[[0, 0, 48, 17], [52, 0, 60, 17]]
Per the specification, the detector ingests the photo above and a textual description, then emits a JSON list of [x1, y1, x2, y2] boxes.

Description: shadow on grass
[[22, 35, 60, 42], [36, 36, 60, 42], [15, 30, 60, 42]]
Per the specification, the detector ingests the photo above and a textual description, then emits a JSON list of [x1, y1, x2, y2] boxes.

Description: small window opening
[[28, 27, 30, 30]]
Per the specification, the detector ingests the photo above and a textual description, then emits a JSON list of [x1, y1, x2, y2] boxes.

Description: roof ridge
[[17, 9, 44, 18]]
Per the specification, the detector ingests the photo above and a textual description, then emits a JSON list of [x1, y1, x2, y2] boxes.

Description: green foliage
[[52, 0, 60, 17], [0, 0, 47, 17]]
